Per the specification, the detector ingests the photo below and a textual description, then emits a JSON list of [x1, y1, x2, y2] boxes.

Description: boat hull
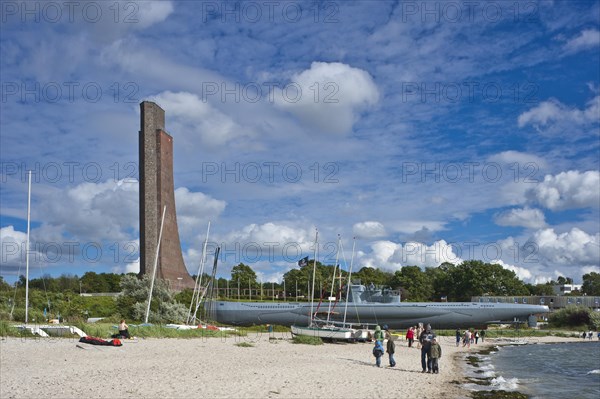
[[211, 301, 549, 329], [291, 325, 354, 340]]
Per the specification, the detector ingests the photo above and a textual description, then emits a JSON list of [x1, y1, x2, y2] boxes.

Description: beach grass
[[0, 320, 36, 338], [291, 335, 323, 345]]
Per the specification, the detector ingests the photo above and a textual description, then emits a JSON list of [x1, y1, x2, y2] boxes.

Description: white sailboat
[[290, 232, 357, 340], [15, 171, 87, 338]]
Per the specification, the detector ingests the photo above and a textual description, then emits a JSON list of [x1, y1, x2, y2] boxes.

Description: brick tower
[[139, 101, 195, 290]]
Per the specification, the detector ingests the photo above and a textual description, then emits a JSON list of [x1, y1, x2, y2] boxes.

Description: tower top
[[140, 101, 165, 134]]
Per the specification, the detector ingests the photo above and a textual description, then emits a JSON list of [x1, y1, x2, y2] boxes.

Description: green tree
[[352, 267, 394, 286], [525, 282, 555, 296], [556, 276, 573, 285], [56, 274, 80, 292], [446, 260, 529, 301], [0, 276, 10, 292], [389, 266, 434, 301], [81, 272, 109, 293], [429, 262, 455, 301], [282, 260, 337, 299], [582, 272, 600, 295], [231, 263, 258, 289], [283, 267, 311, 298]]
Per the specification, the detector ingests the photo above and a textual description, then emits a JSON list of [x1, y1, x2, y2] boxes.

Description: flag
[[298, 256, 309, 267]]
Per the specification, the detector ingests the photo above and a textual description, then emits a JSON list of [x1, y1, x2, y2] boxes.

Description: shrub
[[549, 306, 592, 328], [10, 308, 45, 323], [589, 310, 600, 330], [118, 275, 188, 323]]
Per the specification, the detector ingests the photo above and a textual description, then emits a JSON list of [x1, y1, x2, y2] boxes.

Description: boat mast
[[144, 205, 166, 324], [203, 246, 221, 322], [326, 234, 341, 324], [309, 230, 318, 327], [24, 170, 32, 324], [342, 237, 356, 326], [187, 221, 211, 324]]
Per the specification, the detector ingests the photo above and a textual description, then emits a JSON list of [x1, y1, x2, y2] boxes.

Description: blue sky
[[1, 0, 599, 284]]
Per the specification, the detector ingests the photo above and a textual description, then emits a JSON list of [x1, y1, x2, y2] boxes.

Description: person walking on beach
[[429, 337, 442, 374], [474, 330, 480, 344], [455, 328, 461, 347], [384, 325, 396, 367], [406, 326, 415, 347], [118, 319, 130, 339], [463, 330, 471, 348], [373, 340, 385, 368], [480, 329, 486, 342], [419, 325, 435, 373]]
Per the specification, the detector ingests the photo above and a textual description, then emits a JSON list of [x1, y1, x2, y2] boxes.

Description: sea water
[[464, 341, 600, 398]]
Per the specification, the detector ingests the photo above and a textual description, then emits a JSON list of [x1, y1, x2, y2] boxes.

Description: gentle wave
[[587, 369, 600, 375], [490, 376, 519, 391]]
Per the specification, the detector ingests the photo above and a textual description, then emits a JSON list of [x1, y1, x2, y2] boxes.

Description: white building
[[552, 284, 583, 296]]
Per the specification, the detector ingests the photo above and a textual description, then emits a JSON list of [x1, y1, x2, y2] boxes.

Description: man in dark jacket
[[419, 325, 435, 373], [384, 325, 396, 367]]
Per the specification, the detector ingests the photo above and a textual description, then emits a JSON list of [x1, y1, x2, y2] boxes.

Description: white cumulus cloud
[[0, 226, 29, 271], [526, 170, 600, 210], [150, 91, 248, 147], [494, 207, 547, 229], [517, 96, 599, 135], [353, 221, 386, 238], [491, 259, 533, 282], [358, 240, 462, 271], [528, 227, 600, 268], [175, 187, 227, 238], [275, 62, 379, 134]]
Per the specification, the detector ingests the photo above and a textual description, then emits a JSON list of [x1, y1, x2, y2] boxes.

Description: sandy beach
[[0, 333, 583, 399]]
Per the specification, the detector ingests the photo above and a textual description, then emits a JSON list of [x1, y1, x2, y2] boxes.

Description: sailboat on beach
[[290, 233, 368, 340], [13, 171, 87, 338]]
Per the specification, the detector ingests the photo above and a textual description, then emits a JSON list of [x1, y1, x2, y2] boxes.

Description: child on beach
[[429, 338, 442, 374], [406, 326, 415, 347], [374, 325, 384, 343], [373, 340, 385, 368]]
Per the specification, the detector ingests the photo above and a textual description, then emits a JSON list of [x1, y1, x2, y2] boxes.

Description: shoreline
[[0, 334, 588, 399], [455, 336, 594, 398]]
